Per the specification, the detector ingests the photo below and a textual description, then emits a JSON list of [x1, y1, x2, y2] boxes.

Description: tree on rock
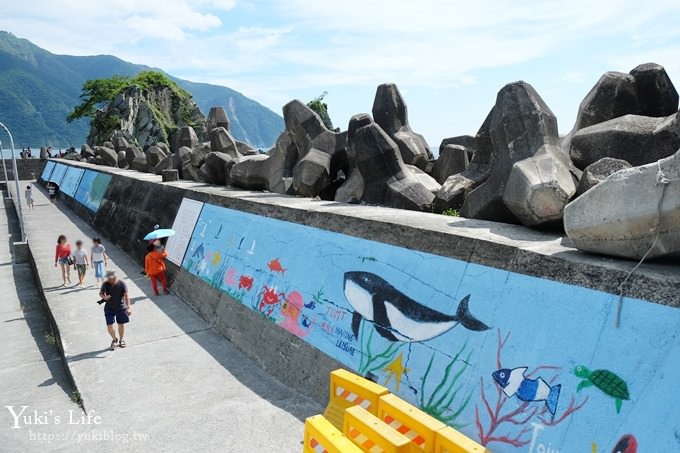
[[307, 92, 334, 130], [67, 75, 129, 123], [67, 71, 206, 148]]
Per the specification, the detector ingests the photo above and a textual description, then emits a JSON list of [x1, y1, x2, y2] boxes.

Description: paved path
[[0, 195, 83, 452], [6, 184, 321, 452]]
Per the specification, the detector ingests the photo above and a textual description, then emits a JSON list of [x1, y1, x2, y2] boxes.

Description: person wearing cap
[[99, 270, 131, 350]]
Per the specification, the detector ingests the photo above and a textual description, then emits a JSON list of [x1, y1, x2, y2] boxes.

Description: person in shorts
[[100, 270, 131, 350], [54, 235, 71, 285], [90, 238, 108, 285], [72, 240, 89, 288]]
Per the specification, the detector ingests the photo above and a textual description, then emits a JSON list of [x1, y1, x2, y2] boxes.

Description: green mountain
[[0, 31, 283, 149]]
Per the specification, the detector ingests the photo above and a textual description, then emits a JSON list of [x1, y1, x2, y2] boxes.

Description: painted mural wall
[[41, 162, 112, 213], [179, 201, 679, 452]]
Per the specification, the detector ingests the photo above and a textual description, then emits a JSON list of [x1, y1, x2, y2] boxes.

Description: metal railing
[[0, 122, 26, 242]]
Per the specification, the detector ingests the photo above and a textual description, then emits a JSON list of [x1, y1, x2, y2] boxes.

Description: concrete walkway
[[0, 195, 83, 452], [9, 184, 321, 452]]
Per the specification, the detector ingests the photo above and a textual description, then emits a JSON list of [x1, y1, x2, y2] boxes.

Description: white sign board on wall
[[165, 198, 204, 265]]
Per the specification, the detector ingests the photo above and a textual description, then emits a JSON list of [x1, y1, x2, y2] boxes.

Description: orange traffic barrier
[[434, 426, 489, 453], [304, 415, 363, 453], [324, 369, 389, 430], [378, 393, 447, 452], [343, 405, 416, 453]]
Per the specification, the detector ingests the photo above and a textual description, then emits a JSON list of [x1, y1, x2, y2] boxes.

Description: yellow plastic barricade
[[377, 393, 447, 452], [434, 426, 489, 453], [324, 369, 389, 430], [304, 415, 363, 453], [343, 405, 416, 453]]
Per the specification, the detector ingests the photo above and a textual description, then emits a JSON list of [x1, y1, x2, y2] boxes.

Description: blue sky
[[1, 0, 679, 145]]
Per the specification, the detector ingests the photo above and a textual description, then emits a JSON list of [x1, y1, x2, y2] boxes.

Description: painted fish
[[492, 367, 561, 417], [239, 275, 254, 291], [212, 251, 222, 266], [343, 271, 489, 343], [267, 258, 287, 275], [304, 300, 317, 310]]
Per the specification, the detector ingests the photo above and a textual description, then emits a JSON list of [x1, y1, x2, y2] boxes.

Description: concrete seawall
[[1, 158, 45, 181], [40, 158, 680, 451]]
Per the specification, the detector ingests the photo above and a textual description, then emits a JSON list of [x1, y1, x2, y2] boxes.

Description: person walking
[[90, 238, 108, 285], [47, 182, 57, 203], [145, 241, 169, 296], [54, 235, 72, 285], [25, 185, 34, 210], [99, 270, 131, 350], [72, 240, 89, 288]]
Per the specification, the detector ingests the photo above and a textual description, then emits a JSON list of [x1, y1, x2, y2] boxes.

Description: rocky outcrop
[[564, 150, 680, 260], [576, 158, 632, 196], [88, 84, 206, 150], [570, 113, 680, 168], [372, 83, 431, 169]]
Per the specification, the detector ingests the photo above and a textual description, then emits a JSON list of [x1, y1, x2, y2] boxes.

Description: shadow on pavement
[[4, 194, 75, 399]]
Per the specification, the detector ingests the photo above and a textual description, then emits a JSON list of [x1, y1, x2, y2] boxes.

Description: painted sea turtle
[[574, 365, 629, 413]]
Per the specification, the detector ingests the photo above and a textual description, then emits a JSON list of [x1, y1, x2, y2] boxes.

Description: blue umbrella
[[144, 229, 176, 241]]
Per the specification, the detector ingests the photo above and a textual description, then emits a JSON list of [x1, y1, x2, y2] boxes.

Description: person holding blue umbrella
[[143, 227, 175, 296]]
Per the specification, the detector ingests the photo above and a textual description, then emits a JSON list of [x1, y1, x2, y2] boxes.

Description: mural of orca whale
[[343, 271, 490, 342]]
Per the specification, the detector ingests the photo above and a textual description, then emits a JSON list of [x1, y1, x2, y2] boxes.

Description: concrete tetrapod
[[564, 149, 680, 260], [503, 145, 577, 227]]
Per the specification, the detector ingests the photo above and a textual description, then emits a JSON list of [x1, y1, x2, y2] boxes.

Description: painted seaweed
[[419, 342, 473, 427]]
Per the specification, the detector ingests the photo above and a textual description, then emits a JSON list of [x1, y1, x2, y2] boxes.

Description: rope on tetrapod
[[615, 161, 675, 328]]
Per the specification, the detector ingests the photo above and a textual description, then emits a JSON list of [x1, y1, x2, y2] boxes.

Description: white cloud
[[0, 0, 678, 141], [562, 71, 587, 84]]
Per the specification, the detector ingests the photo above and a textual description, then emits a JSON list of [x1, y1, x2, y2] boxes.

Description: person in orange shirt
[[145, 241, 169, 296]]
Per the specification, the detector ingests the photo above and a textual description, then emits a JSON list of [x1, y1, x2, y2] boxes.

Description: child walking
[[25, 185, 34, 210], [72, 240, 89, 288], [145, 241, 169, 296], [90, 238, 108, 285]]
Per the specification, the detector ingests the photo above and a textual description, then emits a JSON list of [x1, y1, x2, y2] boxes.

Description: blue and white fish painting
[[492, 367, 561, 417]]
